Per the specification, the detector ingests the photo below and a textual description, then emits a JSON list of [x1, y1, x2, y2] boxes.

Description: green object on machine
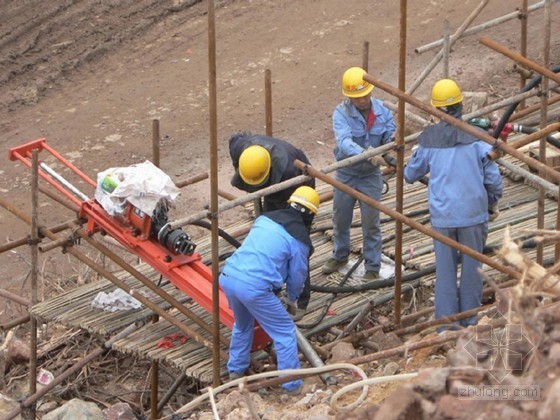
[[100, 175, 119, 193], [467, 118, 492, 129]]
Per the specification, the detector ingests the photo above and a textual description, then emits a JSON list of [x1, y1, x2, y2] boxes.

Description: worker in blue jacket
[[219, 186, 320, 393], [404, 79, 503, 329], [322, 67, 396, 280]]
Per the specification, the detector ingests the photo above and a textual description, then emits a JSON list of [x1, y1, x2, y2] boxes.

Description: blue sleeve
[[333, 107, 365, 158], [481, 149, 503, 206], [404, 147, 430, 184], [285, 240, 309, 302]]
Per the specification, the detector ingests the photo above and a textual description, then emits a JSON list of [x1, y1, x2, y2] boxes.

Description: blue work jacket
[[404, 118, 503, 228], [221, 215, 309, 302], [333, 97, 396, 177]]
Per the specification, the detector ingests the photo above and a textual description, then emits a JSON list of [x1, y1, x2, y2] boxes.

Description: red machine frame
[[9, 138, 269, 350]]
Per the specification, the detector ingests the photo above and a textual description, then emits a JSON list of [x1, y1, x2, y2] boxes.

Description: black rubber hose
[[189, 219, 242, 249], [516, 124, 560, 149], [492, 65, 560, 139], [310, 264, 436, 293]]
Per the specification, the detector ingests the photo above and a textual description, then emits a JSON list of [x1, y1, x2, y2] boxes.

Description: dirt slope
[[0, 0, 557, 310]]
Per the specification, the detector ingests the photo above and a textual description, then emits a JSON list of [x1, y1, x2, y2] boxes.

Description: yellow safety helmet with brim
[[431, 79, 463, 108], [342, 66, 374, 98], [288, 186, 320, 215], [238, 145, 271, 186]]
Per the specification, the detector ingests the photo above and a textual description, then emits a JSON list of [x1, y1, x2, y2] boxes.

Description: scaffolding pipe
[[29, 151, 39, 416], [3, 322, 143, 420], [394, 0, 408, 326], [0, 289, 30, 306], [363, 73, 560, 184], [362, 41, 369, 72], [480, 36, 560, 86], [207, 0, 222, 388], [152, 119, 160, 168], [407, 0, 489, 95], [414, 0, 550, 54], [265, 69, 273, 136], [520, 0, 529, 109], [175, 172, 209, 188], [510, 94, 560, 122], [295, 160, 522, 280]]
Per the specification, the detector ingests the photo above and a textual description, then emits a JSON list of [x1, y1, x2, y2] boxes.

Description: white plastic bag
[[95, 161, 179, 216]]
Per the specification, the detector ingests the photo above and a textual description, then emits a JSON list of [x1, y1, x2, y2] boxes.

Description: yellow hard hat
[[431, 79, 463, 107], [239, 145, 271, 186], [288, 186, 320, 215], [342, 67, 374, 98]]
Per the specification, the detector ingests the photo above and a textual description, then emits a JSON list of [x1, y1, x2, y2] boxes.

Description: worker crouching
[[219, 186, 320, 392]]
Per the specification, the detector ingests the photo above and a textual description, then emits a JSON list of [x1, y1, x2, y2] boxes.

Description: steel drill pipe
[[362, 73, 560, 184], [0, 195, 230, 362], [295, 160, 522, 281], [480, 36, 560, 86]]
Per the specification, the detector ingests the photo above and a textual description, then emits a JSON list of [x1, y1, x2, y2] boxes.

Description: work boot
[[292, 308, 306, 322], [363, 271, 380, 280], [229, 371, 245, 381], [322, 258, 348, 274]]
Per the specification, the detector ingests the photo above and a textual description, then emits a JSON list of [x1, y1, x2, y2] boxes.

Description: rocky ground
[[1, 0, 560, 418]]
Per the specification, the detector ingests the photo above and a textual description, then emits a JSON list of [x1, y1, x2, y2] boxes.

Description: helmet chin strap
[[290, 202, 312, 215]]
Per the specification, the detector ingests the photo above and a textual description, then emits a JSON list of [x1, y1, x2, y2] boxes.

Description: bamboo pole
[[362, 72, 560, 184], [152, 119, 160, 168], [510, 94, 560, 122], [175, 172, 209, 188], [519, 0, 529, 109]]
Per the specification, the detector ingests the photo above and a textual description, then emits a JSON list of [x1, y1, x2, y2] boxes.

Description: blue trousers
[[332, 171, 383, 272], [219, 273, 302, 391], [432, 223, 488, 329]]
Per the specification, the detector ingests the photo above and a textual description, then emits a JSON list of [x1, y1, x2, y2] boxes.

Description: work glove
[[285, 299, 298, 317], [368, 155, 386, 167], [488, 204, 500, 222]]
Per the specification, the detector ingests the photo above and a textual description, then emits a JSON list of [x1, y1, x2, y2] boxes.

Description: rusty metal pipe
[[0, 288, 30, 306], [480, 36, 560, 86], [175, 172, 209, 188], [265, 69, 273, 136], [0, 219, 80, 254], [510, 94, 560, 122], [362, 73, 560, 184], [295, 160, 522, 280]]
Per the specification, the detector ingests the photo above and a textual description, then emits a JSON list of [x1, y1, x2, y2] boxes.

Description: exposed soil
[[0, 0, 559, 416]]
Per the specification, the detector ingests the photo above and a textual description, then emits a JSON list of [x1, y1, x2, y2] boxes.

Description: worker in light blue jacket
[[322, 67, 396, 280], [404, 79, 503, 329], [219, 186, 320, 393]]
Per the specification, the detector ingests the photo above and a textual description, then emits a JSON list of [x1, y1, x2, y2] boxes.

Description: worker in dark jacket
[[219, 186, 319, 393], [229, 133, 315, 212], [229, 133, 315, 316], [404, 79, 503, 330]]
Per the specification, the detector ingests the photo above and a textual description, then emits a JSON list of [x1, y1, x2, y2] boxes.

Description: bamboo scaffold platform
[[28, 149, 559, 384]]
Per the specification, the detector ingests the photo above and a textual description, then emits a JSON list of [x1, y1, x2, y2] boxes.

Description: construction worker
[[229, 132, 315, 316], [322, 66, 396, 280], [219, 186, 319, 393], [404, 79, 503, 330]]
